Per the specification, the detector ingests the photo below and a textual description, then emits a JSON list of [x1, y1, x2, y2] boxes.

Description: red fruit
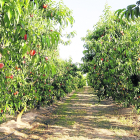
[[43, 74, 45, 76], [49, 90, 51, 92], [22, 60, 26, 64], [24, 34, 27, 40], [30, 50, 36, 56], [10, 75, 13, 79], [1, 110, 3, 113], [45, 56, 48, 60], [0, 63, 4, 69], [27, 51, 29, 55], [94, 67, 95, 69], [30, 14, 33, 17], [23, 93, 25, 96], [101, 58, 103, 61], [37, 45, 41, 48], [43, 4, 47, 8], [114, 48, 116, 51]]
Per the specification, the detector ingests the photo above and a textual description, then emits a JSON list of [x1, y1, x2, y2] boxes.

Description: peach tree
[[82, 5, 140, 112], [0, 0, 76, 121]]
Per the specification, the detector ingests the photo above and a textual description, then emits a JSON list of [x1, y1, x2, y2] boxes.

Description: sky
[[55, 0, 136, 64]]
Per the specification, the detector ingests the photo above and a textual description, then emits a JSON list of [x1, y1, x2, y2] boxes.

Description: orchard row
[[81, 5, 140, 111], [0, 0, 86, 121]]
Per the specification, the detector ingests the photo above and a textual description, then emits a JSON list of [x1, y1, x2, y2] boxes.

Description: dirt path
[[0, 87, 140, 140]]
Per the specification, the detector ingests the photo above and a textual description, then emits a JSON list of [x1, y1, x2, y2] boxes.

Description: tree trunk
[[16, 106, 26, 122]]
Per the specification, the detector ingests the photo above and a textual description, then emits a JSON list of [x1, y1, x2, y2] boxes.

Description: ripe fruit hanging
[[45, 56, 48, 60], [101, 58, 103, 61], [10, 75, 13, 79], [30, 14, 33, 17], [13, 91, 19, 95], [30, 50, 36, 56], [43, 4, 47, 8], [24, 34, 27, 40], [0, 63, 4, 69]]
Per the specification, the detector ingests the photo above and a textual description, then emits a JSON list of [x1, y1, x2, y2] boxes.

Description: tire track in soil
[[0, 87, 140, 140]]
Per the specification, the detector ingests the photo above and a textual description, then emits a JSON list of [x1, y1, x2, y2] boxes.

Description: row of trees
[[0, 0, 86, 122], [81, 5, 140, 111]]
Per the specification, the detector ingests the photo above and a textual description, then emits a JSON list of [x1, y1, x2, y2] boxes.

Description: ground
[[0, 87, 140, 140]]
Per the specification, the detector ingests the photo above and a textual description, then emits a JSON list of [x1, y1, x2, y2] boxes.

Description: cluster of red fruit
[[6, 75, 13, 79], [13, 91, 19, 95]]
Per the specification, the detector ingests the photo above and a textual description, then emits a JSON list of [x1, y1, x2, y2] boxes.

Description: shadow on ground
[[0, 87, 140, 140]]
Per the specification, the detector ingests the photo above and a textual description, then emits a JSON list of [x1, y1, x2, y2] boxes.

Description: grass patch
[[52, 92, 78, 126]]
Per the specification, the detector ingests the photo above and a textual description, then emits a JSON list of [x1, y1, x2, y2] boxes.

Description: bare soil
[[0, 87, 140, 140]]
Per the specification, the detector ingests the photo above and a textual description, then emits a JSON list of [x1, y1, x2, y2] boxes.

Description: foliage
[[115, 0, 140, 21], [82, 4, 140, 111], [0, 0, 85, 121]]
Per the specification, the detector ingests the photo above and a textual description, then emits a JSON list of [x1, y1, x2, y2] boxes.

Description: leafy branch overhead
[[115, 0, 140, 21]]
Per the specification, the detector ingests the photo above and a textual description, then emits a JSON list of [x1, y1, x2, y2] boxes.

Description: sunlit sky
[[55, 0, 135, 64]]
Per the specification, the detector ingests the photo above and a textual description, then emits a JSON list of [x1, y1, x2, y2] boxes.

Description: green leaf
[[134, 6, 139, 18], [127, 4, 136, 10], [16, 2, 22, 16], [116, 8, 126, 17], [4, 13, 10, 26], [0, 0, 5, 8], [131, 9, 135, 20], [52, 65, 56, 76], [83, 50, 89, 54], [41, 35, 45, 48], [22, 44, 27, 55], [15, 11, 19, 23], [46, 36, 50, 48], [125, 10, 130, 21], [8, 9, 12, 20]]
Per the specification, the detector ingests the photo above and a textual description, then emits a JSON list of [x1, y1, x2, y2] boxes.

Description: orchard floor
[[0, 87, 140, 140]]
